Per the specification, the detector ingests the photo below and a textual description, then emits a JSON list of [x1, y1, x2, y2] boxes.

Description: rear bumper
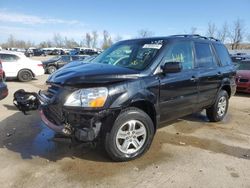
[[0, 82, 8, 100]]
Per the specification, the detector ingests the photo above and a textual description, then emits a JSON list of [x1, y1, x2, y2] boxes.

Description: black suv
[[14, 35, 236, 161], [42, 55, 89, 74]]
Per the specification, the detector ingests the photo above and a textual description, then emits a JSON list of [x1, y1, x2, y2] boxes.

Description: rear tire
[[47, 66, 57, 74], [18, 70, 33, 82], [104, 107, 155, 161], [206, 90, 229, 122]]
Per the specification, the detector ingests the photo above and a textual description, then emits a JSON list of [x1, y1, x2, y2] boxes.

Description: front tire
[[104, 107, 155, 161], [47, 66, 57, 74], [18, 70, 33, 82], [206, 90, 229, 122]]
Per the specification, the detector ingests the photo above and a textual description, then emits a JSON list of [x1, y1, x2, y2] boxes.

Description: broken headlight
[[64, 87, 108, 108]]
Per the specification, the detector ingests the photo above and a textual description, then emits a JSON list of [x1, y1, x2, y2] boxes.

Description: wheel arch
[[221, 84, 231, 98], [128, 100, 157, 132], [18, 68, 35, 77]]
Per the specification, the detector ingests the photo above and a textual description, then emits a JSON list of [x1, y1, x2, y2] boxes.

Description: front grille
[[46, 85, 60, 99], [44, 105, 65, 125], [41, 84, 64, 125]]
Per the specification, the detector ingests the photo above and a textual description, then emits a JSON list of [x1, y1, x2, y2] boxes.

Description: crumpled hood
[[47, 62, 140, 85], [236, 70, 250, 78]]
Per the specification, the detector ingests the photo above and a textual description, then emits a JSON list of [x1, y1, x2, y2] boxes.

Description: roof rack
[[170, 34, 220, 42]]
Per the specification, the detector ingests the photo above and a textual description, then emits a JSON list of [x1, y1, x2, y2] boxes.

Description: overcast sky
[[0, 0, 249, 44]]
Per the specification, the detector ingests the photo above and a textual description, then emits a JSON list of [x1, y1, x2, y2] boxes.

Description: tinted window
[[195, 43, 216, 68], [71, 56, 80, 61], [0, 54, 19, 62], [61, 56, 71, 62], [163, 41, 194, 70], [213, 44, 232, 66]]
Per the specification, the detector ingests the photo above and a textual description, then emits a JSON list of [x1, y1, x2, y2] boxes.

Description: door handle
[[190, 76, 198, 82]]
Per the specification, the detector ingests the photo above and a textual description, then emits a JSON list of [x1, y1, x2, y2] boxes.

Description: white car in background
[[0, 51, 44, 82]]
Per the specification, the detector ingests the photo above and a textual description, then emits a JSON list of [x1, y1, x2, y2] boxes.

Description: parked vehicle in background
[[0, 51, 44, 81], [42, 49, 53, 55], [72, 47, 101, 56], [0, 60, 8, 100], [231, 53, 250, 63], [24, 49, 34, 57], [14, 35, 236, 161], [33, 49, 47, 56], [236, 60, 250, 93], [42, 55, 89, 74], [51, 49, 64, 55]]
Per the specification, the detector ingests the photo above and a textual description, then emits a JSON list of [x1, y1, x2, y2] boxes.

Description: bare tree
[[64, 37, 79, 48], [1, 34, 34, 48], [91, 31, 98, 48], [137, 29, 154, 38], [102, 30, 112, 49], [53, 33, 64, 47], [85, 33, 92, 48], [190, 27, 197, 34], [217, 22, 229, 42], [207, 22, 217, 38], [229, 19, 245, 50], [7, 35, 16, 47]]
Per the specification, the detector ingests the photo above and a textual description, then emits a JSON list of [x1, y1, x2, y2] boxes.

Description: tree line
[[1, 19, 249, 50]]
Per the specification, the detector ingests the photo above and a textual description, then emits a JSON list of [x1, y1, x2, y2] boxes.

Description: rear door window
[[194, 43, 217, 68], [213, 44, 232, 66]]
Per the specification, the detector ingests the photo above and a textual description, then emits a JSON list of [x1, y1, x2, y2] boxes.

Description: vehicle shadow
[[3, 104, 18, 111], [0, 111, 111, 162], [0, 110, 249, 164]]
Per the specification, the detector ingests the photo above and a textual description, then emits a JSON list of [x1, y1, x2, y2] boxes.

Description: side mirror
[[161, 61, 182, 73]]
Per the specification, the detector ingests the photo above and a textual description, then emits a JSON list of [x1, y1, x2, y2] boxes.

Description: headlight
[[64, 87, 108, 108]]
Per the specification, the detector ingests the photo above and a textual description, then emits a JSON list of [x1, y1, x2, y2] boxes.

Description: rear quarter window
[[213, 44, 232, 66], [194, 43, 217, 68]]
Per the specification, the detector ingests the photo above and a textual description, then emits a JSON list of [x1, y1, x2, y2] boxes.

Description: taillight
[[37, 64, 43, 67]]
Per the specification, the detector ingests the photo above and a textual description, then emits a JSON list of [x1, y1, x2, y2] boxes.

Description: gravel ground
[[0, 64, 250, 188]]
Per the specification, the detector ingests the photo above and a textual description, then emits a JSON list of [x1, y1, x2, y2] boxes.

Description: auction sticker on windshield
[[143, 44, 162, 49]]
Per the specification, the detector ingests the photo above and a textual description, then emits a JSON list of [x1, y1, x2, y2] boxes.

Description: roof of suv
[[122, 34, 222, 44]]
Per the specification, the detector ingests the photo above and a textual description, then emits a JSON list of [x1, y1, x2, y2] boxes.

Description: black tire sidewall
[[209, 90, 229, 122], [47, 66, 57, 74], [18, 70, 33, 82], [105, 107, 155, 161]]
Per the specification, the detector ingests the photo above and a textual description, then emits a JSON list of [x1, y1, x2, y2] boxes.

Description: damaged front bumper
[[41, 105, 121, 142], [14, 89, 121, 142]]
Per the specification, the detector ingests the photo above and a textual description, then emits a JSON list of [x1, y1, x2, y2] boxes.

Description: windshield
[[93, 40, 164, 70], [237, 61, 250, 70]]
